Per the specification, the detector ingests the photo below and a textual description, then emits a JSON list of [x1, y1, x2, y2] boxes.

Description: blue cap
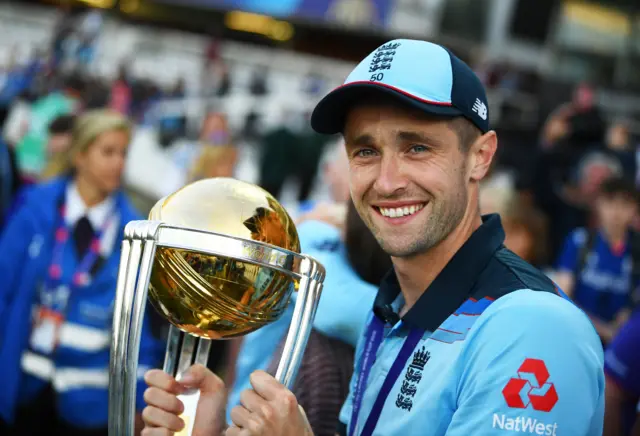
[[311, 39, 489, 134]]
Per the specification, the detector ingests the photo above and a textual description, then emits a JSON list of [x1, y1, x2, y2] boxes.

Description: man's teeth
[[379, 204, 425, 218]]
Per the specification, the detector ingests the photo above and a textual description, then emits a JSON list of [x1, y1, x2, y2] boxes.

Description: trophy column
[[109, 221, 161, 436]]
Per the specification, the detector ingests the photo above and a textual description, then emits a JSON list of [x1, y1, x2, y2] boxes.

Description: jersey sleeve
[[555, 229, 584, 273], [297, 220, 377, 347], [445, 290, 605, 436], [604, 312, 640, 397], [297, 220, 342, 253]]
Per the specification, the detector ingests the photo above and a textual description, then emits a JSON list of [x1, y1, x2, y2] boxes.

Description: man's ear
[[468, 131, 497, 182]]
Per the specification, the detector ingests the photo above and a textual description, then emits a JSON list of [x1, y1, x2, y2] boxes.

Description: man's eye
[[356, 149, 377, 158], [409, 145, 429, 154]]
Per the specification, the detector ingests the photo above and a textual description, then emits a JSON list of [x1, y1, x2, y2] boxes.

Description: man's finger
[[141, 406, 185, 432], [141, 427, 173, 436], [179, 364, 223, 393], [144, 369, 184, 395], [190, 364, 227, 436], [239, 387, 267, 414], [143, 387, 184, 414], [248, 370, 284, 402], [230, 405, 263, 433]]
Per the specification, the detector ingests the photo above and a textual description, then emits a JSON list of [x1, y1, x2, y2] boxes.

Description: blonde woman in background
[[480, 183, 548, 266], [171, 111, 238, 183], [0, 110, 164, 436]]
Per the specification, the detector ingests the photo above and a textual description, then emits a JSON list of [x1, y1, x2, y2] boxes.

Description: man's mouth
[[374, 203, 426, 218]]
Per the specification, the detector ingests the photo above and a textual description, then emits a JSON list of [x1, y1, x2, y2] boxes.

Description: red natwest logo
[[502, 358, 558, 412]]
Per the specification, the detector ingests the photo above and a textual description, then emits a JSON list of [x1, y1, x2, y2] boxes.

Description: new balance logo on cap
[[472, 98, 488, 121]]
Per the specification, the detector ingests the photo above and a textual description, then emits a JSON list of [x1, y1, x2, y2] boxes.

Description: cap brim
[[310, 82, 464, 135]]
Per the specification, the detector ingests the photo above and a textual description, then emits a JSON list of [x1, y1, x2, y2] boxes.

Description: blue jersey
[[339, 215, 604, 436], [604, 310, 640, 434], [556, 228, 635, 321], [226, 220, 377, 424]]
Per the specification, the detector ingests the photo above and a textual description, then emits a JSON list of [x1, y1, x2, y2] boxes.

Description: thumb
[[179, 364, 227, 436], [179, 364, 223, 394]]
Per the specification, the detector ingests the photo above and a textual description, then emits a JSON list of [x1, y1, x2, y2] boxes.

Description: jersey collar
[[373, 214, 506, 331]]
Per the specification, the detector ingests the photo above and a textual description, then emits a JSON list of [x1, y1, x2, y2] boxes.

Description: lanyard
[[45, 199, 116, 292], [349, 315, 424, 436]]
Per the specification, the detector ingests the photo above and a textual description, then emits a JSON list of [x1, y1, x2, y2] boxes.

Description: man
[[554, 177, 640, 343], [40, 114, 76, 180], [142, 39, 604, 435]]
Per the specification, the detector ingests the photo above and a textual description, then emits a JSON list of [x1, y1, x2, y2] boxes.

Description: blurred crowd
[[1, 3, 640, 436]]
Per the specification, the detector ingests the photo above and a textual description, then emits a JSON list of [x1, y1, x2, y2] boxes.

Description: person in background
[[0, 137, 22, 229], [534, 82, 608, 258], [109, 65, 132, 117], [292, 142, 351, 218], [603, 120, 637, 181], [185, 112, 237, 183], [479, 183, 540, 264], [0, 48, 37, 130], [603, 309, 640, 436], [554, 177, 640, 344], [541, 82, 605, 151], [157, 78, 187, 148], [14, 74, 81, 178], [171, 111, 233, 179], [258, 110, 331, 204], [74, 9, 103, 70], [3, 115, 77, 226], [0, 110, 164, 436], [41, 114, 76, 180]]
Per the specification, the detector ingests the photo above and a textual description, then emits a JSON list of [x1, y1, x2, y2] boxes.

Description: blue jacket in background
[[0, 177, 165, 427]]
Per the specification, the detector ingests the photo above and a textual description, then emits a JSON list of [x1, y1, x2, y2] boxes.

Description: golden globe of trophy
[[108, 178, 325, 436]]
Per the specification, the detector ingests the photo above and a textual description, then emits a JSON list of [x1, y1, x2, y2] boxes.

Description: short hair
[[448, 117, 482, 152], [48, 115, 76, 135], [598, 176, 640, 204]]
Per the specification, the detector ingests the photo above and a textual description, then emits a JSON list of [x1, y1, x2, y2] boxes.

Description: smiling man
[[141, 40, 605, 436]]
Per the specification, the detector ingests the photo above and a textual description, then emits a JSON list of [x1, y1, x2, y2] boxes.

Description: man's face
[[343, 104, 474, 258], [47, 133, 72, 157], [596, 195, 637, 234]]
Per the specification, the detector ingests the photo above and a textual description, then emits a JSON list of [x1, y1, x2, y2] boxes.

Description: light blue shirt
[[226, 220, 377, 423], [340, 291, 604, 436]]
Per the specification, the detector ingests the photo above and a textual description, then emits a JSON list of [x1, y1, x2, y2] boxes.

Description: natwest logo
[[502, 358, 558, 412], [493, 414, 558, 435]]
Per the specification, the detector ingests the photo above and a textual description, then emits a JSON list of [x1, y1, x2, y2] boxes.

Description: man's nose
[[373, 155, 408, 197]]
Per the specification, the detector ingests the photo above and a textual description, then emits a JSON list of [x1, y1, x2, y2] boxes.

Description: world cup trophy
[[108, 178, 326, 436]]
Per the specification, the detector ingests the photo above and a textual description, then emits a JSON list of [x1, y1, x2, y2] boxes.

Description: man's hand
[[227, 371, 313, 436], [141, 364, 227, 436]]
